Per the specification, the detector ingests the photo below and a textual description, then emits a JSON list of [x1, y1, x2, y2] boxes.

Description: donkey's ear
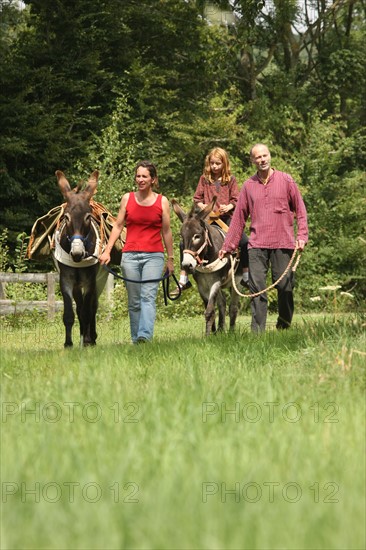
[[198, 196, 217, 220], [55, 171, 72, 197], [171, 199, 187, 222], [83, 170, 99, 200]]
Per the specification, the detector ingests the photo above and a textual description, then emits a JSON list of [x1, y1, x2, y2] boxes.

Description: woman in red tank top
[[99, 161, 174, 344]]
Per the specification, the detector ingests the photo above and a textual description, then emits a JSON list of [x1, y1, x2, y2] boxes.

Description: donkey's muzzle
[[182, 252, 197, 273], [70, 238, 86, 262]]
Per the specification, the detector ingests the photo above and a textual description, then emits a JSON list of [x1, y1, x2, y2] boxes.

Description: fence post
[[47, 272, 56, 319]]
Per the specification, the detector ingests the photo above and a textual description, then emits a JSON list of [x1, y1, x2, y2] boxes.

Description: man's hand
[[218, 249, 228, 260], [296, 239, 306, 251]]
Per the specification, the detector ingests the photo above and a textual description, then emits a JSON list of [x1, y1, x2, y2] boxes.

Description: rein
[[88, 255, 181, 305], [230, 246, 302, 298]]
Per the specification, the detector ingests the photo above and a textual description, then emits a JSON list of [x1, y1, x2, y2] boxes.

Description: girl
[[174, 147, 249, 294]]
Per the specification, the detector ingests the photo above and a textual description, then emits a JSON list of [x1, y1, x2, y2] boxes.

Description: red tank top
[[123, 192, 164, 253]]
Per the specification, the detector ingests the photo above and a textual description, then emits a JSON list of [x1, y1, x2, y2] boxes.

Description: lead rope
[[92, 258, 182, 305], [230, 246, 302, 298]]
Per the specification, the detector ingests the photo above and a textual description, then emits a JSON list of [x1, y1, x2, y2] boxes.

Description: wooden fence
[[0, 272, 114, 318]]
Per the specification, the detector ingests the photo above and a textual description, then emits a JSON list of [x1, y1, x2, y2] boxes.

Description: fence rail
[[0, 271, 115, 318], [0, 272, 62, 318]]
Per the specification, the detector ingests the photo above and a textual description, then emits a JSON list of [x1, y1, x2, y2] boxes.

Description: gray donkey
[[172, 198, 243, 335]]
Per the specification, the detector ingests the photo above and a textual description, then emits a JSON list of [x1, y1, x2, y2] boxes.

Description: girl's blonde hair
[[203, 147, 231, 184]]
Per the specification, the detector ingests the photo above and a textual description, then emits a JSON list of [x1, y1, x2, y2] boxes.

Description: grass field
[[1, 312, 365, 549]]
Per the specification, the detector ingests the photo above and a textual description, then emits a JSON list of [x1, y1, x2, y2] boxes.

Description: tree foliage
[[0, 0, 365, 304]]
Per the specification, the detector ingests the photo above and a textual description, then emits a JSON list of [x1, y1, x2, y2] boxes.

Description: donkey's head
[[171, 197, 218, 273], [56, 170, 98, 262]]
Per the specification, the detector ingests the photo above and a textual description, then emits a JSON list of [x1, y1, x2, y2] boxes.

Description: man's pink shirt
[[222, 170, 308, 252]]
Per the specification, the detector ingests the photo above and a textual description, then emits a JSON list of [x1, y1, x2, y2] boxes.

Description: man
[[218, 144, 308, 332]]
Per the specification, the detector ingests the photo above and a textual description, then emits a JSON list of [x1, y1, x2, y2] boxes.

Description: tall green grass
[[1, 313, 365, 549]]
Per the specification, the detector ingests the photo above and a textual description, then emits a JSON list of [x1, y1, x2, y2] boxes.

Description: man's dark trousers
[[248, 248, 295, 333]]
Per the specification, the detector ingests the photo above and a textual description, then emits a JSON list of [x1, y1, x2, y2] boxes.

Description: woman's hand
[[165, 257, 175, 275], [99, 250, 111, 265]]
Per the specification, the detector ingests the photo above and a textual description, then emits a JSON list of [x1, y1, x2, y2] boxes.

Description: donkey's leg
[[205, 281, 222, 335], [62, 293, 75, 347], [205, 305, 215, 336], [216, 290, 226, 332], [82, 290, 98, 345], [229, 287, 240, 330], [59, 265, 75, 347], [89, 291, 98, 345], [73, 285, 84, 344], [80, 266, 98, 346], [199, 296, 215, 335], [198, 293, 216, 335]]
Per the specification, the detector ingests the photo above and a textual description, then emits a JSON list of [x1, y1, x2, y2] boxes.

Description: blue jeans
[[121, 252, 165, 343]]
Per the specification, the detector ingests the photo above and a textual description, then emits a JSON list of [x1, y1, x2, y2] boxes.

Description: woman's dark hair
[[134, 160, 159, 188]]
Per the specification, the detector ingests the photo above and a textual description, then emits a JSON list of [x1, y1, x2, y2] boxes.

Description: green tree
[[0, 0, 136, 244], [299, 114, 366, 301], [77, 93, 141, 213]]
